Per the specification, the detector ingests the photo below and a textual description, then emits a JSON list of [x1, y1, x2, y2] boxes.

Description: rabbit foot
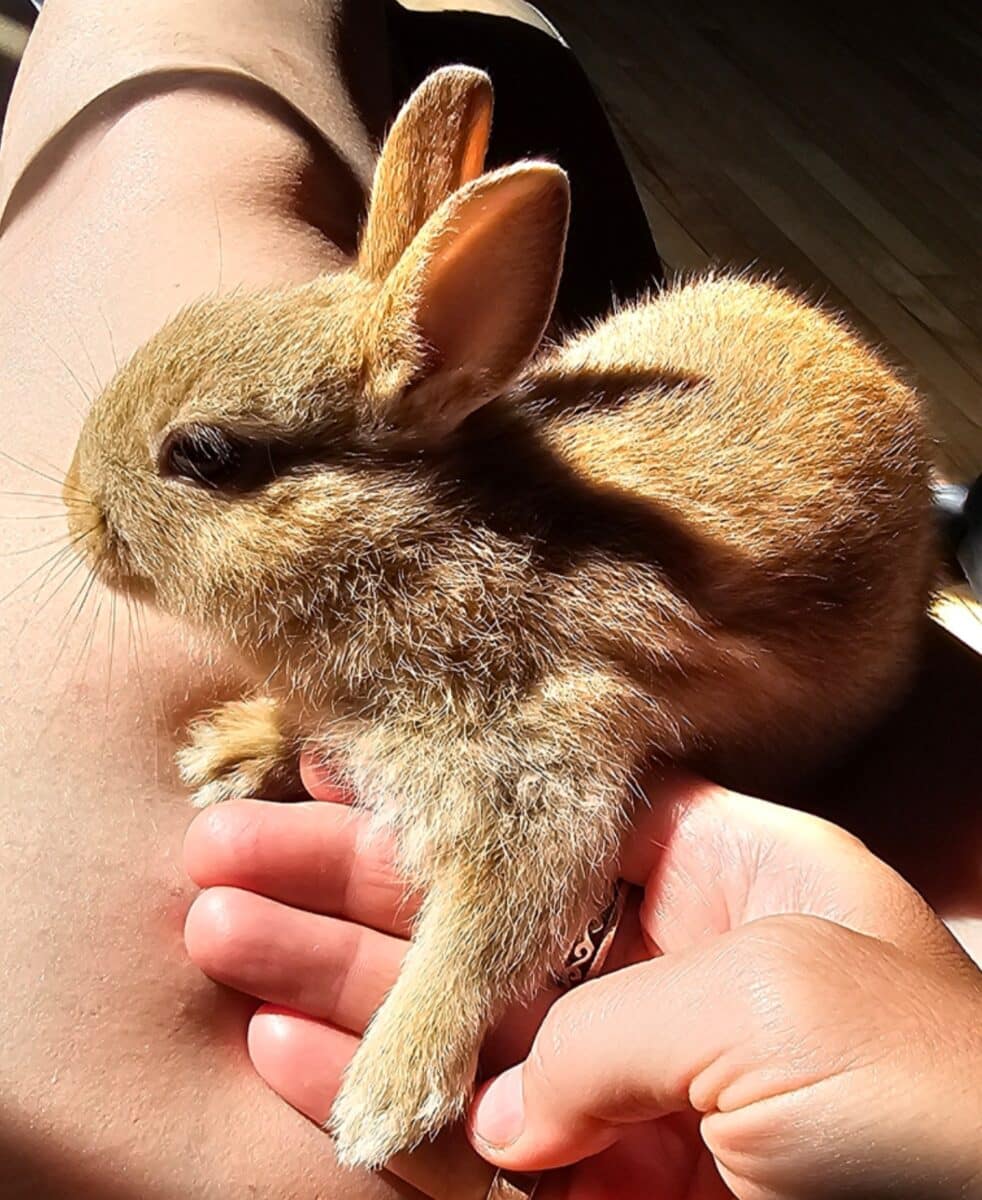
[[177, 696, 299, 807], [329, 1024, 476, 1169]]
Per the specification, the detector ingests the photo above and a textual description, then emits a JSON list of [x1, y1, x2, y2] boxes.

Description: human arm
[[0, 2, 409, 1196]]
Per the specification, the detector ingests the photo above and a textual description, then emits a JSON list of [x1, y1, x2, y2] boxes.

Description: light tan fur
[[64, 67, 936, 1167]]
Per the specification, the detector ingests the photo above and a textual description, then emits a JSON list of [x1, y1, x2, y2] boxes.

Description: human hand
[[183, 757, 515, 1199], [468, 777, 982, 1200], [183, 765, 982, 1198]]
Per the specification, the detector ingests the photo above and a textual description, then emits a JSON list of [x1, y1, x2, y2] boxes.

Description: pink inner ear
[[412, 167, 570, 422], [359, 68, 493, 282], [418, 208, 514, 374], [458, 99, 492, 186]]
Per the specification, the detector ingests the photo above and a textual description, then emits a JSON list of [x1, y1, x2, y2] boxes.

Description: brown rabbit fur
[[64, 66, 936, 1167]]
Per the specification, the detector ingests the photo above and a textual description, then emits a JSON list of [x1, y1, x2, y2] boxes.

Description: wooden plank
[[603, 102, 761, 270], [738, 1, 982, 240], [769, 130, 948, 279], [686, 1, 982, 283], [542, 0, 982, 476], [631, 181, 713, 275], [684, 1, 982, 366], [613, 4, 982, 408], [549, 9, 857, 304], [819, 1, 982, 138]]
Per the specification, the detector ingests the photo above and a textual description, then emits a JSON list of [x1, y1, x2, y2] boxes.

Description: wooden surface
[[540, 0, 982, 484]]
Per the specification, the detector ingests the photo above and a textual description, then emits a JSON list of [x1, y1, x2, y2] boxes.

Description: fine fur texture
[[64, 66, 936, 1168]]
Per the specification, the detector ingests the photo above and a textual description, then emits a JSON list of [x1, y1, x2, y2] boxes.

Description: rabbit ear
[[359, 66, 493, 281], [367, 161, 570, 439]]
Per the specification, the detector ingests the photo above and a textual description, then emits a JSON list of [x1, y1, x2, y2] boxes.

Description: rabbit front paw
[[329, 1011, 478, 1169], [177, 696, 299, 807]]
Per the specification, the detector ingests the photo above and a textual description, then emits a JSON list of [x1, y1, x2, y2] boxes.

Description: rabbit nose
[[62, 455, 111, 563]]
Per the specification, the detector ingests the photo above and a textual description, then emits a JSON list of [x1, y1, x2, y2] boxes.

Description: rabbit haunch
[[63, 66, 935, 1168]]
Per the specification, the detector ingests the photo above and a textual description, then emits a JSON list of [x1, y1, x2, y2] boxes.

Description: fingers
[[182, 794, 600, 1072], [248, 1006, 355, 1123], [184, 797, 419, 936], [465, 945, 725, 1171], [249, 1007, 500, 1200], [466, 938, 755, 1173], [244, 1003, 715, 1200], [184, 885, 405, 1033], [300, 753, 354, 804], [626, 772, 951, 958]]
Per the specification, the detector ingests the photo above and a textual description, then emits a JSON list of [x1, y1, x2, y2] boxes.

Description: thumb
[[466, 915, 839, 1175]]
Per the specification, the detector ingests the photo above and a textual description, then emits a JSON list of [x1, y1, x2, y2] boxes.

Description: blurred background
[[2, 0, 979, 486]]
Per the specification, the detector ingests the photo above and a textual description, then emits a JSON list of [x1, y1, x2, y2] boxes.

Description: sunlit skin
[[0, 0, 441, 1194]]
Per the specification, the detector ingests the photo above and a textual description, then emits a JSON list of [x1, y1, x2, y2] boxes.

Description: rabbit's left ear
[[360, 66, 493, 282], [367, 161, 570, 439]]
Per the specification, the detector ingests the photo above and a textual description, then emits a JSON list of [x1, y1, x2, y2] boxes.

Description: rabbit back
[[504, 275, 937, 773]]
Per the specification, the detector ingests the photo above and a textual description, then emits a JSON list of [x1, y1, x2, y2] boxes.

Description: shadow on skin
[[799, 619, 982, 923], [0, 70, 368, 249], [0, 1105, 187, 1200]]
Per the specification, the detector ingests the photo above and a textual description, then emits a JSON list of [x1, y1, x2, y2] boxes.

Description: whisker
[[0, 448, 81, 495], [124, 593, 137, 685], [212, 187, 225, 298], [0, 526, 94, 558], [0, 490, 66, 503], [125, 592, 147, 711], [44, 568, 97, 684], [0, 528, 91, 608], [30, 450, 73, 482], [0, 513, 68, 521], [69, 314, 104, 395], [124, 593, 166, 758], [105, 592, 119, 710], [13, 550, 88, 650], [0, 293, 90, 416], [75, 588, 106, 687], [29, 536, 84, 602], [133, 598, 167, 734], [65, 569, 100, 653], [33, 550, 90, 620], [98, 304, 119, 375], [38, 571, 101, 738]]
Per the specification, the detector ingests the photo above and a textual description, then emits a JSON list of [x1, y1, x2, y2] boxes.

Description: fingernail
[[300, 755, 352, 803], [470, 1066, 525, 1149], [304, 756, 339, 788]]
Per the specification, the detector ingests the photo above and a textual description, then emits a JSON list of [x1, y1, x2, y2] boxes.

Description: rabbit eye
[[158, 425, 258, 490]]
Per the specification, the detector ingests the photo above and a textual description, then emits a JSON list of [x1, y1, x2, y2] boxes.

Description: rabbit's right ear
[[364, 161, 569, 440], [360, 66, 493, 281]]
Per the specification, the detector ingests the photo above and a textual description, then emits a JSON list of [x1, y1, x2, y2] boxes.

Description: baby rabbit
[[64, 66, 936, 1168]]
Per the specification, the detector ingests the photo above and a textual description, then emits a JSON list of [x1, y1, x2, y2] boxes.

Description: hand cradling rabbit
[[64, 66, 936, 1169]]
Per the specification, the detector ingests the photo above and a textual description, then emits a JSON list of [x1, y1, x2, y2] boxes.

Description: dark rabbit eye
[[158, 425, 257, 490]]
